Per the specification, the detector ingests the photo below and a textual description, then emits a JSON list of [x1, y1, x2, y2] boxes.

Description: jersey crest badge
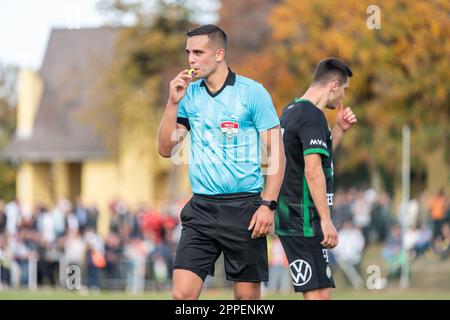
[[220, 121, 239, 139]]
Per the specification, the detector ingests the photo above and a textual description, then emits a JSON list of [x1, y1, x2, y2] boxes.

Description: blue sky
[[0, 0, 219, 70]]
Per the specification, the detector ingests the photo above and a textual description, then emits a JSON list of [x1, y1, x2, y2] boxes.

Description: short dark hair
[[312, 57, 353, 85], [186, 24, 227, 49]]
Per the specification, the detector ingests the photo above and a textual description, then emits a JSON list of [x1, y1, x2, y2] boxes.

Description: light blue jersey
[[177, 69, 279, 195]]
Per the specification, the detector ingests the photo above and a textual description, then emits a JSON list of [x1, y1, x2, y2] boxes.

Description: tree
[[229, 0, 450, 194], [218, 0, 280, 56], [0, 64, 18, 201], [89, 1, 193, 157]]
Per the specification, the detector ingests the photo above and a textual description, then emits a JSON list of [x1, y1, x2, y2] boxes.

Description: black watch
[[260, 199, 277, 211]]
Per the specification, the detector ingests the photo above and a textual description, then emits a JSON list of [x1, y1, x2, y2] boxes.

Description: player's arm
[[158, 70, 192, 158], [304, 154, 338, 248], [332, 103, 357, 152], [158, 112, 188, 158], [331, 126, 344, 153], [248, 125, 286, 239], [260, 125, 286, 203]]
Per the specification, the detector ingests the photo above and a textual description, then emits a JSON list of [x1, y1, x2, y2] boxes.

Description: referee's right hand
[[168, 69, 193, 105], [248, 205, 274, 239], [320, 219, 338, 249]]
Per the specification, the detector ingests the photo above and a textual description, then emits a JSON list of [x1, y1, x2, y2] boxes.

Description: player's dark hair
[[186, 24, 227, 50], [313, 57, 353, 85]]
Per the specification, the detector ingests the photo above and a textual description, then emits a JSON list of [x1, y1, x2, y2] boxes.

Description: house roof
[[3, 27, 119, 162]]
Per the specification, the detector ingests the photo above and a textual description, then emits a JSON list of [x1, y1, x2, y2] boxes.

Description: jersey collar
[[200, 68, 236, 98]]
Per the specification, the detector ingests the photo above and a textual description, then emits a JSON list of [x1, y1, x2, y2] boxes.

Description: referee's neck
[[204, 63, 229, 92]]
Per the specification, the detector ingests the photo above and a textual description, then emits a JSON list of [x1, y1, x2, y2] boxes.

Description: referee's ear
[[216, 48, 226, 63]]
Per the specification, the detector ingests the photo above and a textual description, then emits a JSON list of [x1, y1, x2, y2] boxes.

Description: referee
[[158, 24, 285, 300], [276, 57, 357, 300]]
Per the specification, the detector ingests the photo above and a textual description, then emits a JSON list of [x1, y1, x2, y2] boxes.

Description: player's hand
[[320, 219, 338, 249], [335, 103, 357, 132], [248, 205, 274, 239], [168, 69, 194, 105]]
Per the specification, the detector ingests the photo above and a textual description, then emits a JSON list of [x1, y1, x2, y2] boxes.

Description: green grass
[[1, 245, 449, 300], [0, 287, 449, 300]]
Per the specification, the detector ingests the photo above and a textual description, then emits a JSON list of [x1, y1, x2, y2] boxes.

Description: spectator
[[12, 230, 31, 286], [382, 224, 408, 281], [433, 222, 450, 260], [85, 242, 106, 290], [333, 220, 365, 288], [104, 232, 123, 290], [351, 191, 372, 243], [64, 229, 86, 269], [428, 189, 447, 240], [37, 240, 60, 287], [52, 199, 69, 238], [87, 205, 99, 232], [0, 234, 11, 287], [414, 223, 432, 258], [5, 199, 21, 236], [0, 200, 7, 234], [74, 197, 89, 235], [369, 192, 391, 243], [266, 236, 290, 293], [398, 199, 419, 230], [331, 191, 352, 230], [36, 206, 56, 244], [403, 222, 432, 260], [125, 236, 148, 294], [152, 253, 169, 290]]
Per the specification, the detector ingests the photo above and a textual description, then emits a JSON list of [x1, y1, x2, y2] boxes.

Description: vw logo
[[290, 259, 312, 286]]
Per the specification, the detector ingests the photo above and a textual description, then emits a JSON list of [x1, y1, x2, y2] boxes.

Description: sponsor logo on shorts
[[322, 249, 329, 263], [289, 259, 312, 286], [326, 266, 332, 279], [322, 250, 332, 279]]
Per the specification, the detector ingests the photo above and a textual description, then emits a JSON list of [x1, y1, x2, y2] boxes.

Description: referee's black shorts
[[174, 192, 268, 282]]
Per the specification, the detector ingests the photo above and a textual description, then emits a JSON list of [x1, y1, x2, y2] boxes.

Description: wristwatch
[[260, 199, 278, 211]]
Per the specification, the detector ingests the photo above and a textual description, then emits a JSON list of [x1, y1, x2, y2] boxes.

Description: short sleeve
[[300, 113, 330, 158], [176, 95, 190, 130], [250, 84, 280, 131], [177, 95, 188, 118]]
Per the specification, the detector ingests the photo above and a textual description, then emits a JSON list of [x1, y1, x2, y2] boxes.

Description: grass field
[[1, 245, 449, 300], [0, 287, 449, 300]]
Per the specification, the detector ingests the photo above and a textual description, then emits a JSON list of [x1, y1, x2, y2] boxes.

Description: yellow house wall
[[17, 162, 52, 212], [53, 161, 70, 200], [81, 160, 119, 237], [117, 147, 154, 211], [16, 69, 43, 139]]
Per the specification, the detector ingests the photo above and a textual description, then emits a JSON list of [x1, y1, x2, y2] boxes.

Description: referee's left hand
[[248, 206, 274, 239]]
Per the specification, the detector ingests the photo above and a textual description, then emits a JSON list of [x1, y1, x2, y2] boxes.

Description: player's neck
[[204, 63, 229, 93], [301, 86, 328, 111]]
